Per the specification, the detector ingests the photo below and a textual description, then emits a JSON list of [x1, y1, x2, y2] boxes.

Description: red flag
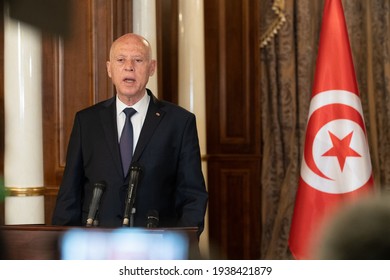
[[288, 0, 374, 259]]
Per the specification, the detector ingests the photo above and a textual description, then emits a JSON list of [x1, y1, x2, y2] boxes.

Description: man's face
[[106, 35, 156, 104]]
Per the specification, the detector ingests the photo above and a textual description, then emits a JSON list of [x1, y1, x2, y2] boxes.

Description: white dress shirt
[[116, 92, 150, 153]]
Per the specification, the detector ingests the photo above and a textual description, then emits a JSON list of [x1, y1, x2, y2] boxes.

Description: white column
[[178, 0, 209, 259], [4, 10, 45, 224], [133, 0, 158, 97]]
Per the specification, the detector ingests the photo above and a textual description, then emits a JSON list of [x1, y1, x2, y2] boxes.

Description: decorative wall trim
[[5, 187, 45, 197]]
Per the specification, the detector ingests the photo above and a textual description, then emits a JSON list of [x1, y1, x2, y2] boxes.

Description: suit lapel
[[132, 91, 165, 163], [99, 97, 123, 177]]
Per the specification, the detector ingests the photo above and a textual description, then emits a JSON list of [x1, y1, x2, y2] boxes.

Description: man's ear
[[149, 59, 157, 76], [106, 61, 112, 78]]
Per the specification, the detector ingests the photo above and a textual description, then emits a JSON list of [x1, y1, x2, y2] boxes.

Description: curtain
[[260, 0, 390, 259]]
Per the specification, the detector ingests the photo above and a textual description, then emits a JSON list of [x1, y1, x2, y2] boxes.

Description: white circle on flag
[[300, 90, 372, 194]]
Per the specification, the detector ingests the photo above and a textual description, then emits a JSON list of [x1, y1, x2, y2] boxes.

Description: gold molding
[[5, 187, 45, 197]]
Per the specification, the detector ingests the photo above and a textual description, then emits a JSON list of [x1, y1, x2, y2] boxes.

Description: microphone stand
[[123, 164, 142, 227]]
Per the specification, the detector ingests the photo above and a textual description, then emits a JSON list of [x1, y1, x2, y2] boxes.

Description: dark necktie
[[120, 107, 137, 176]]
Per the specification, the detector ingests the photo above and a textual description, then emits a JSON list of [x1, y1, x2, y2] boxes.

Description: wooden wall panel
[[205, 0, 260, 155], [205, 0, 261, 259], [207, 158, 261, 259], [157, 0, 178, 103]]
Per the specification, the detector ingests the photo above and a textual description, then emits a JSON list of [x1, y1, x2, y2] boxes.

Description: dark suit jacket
[[52, 90, 208, 234]]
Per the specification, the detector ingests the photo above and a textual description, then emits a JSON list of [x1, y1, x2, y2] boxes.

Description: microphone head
[[129, 162, 142, 173], [94, 181, 107, 191], [86, 181, 107, 227], [128, 164, 142, 186], [146, 210, 159, 228]]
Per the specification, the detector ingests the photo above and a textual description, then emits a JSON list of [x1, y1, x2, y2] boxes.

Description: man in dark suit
[[52, 33, 208, 235]]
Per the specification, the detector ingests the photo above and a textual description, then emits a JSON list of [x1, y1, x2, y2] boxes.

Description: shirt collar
[[116, 92, 150, 117]]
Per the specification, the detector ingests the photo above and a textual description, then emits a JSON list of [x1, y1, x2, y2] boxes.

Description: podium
[[0, 225, 200, 260]]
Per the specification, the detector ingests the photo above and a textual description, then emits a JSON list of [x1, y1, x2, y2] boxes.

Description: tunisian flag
[[288, 0, 374, 259]]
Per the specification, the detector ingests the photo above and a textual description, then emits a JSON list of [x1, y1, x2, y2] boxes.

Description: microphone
[[86, 181, 106, 227], [146, 210, 159, 228], [122, 163, 142, 227]]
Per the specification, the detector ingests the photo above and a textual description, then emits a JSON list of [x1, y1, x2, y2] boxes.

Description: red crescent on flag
[[304, 103, 365, 180]]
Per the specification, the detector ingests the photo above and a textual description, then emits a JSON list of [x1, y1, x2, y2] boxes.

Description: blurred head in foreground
[[317, 195, 390, 260]]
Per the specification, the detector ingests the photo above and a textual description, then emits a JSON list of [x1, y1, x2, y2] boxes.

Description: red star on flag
[[322, 131, 361, 171]]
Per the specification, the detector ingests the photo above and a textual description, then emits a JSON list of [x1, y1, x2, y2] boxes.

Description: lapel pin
[[156, 112, 161, 117]]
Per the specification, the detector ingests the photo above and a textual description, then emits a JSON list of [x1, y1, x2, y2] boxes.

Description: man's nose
[[125, 61, 134, 71]]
